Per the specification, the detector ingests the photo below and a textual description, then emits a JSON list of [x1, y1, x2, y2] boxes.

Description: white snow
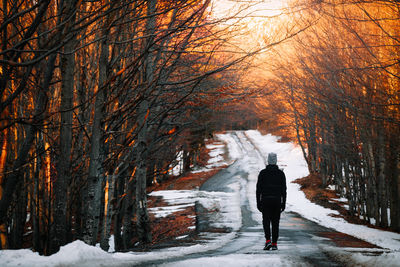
[[332, 197, 348, 202], [159, 253, 307, 267], [149, 189, 241, 230], [1, 130, 399, 267], [327, 184, 335, 190], [323, 246, 400, 267], [241, 130, 400, 265], [169, 150, 183, 176], [0, 235, 240, 267], [1, 240, 111, 267], [148, 203, 194, 218], [192, 141, 228, 173]]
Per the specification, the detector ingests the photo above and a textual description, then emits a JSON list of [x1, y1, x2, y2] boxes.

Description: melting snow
[[1, 130, 399, 267]]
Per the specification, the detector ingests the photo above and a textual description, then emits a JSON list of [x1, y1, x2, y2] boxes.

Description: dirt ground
[[293, 173, 386, 248], [293, 173, 381, 227], [138, 139, 228, 250], [146, 168, 224, 247]]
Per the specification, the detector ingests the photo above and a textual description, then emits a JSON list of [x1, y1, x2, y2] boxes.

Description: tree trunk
[[52, 4, 77, 252], [134, 0, 157, 246], [389, 132, 400, 231], [74, 41, 89, 241], [114, 169, 126, 251], [355, 159, 367, 221], [10, 177, 27, 249], [135, 100, 152, 245], [0, 53, 56, 244], [367, 141, 380, 225], [377, 130, 388, 227], [121, 168, 135, 249], [0, 118, 9, 249], [307, 107, 317, 172], [100, 175, 114, 251], [344, 159, 355, 215], [33, 132, 43, 253], [396, 149, 400, 231], [83, 34, 108, 245], [294, 110, 310, 172], [183, 145, 191, 174]]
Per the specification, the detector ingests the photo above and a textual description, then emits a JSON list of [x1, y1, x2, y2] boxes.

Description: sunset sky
[[210, 0, 291, 51], [212, 0, 288, 19]]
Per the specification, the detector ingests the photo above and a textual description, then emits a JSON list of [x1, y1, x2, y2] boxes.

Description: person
[[256, 152, 287, 251]]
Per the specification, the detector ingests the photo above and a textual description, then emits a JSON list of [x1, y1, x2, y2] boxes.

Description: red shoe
[[271, 242, 278, 250]]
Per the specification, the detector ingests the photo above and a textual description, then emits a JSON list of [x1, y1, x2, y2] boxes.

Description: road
[[141, 132, 369, 266]]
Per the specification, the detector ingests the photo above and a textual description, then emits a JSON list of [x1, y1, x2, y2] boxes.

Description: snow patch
[[159, 253, 307, 267], [149, 189, 241, 231]]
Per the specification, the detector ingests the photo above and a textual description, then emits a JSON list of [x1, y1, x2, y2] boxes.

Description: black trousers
[[261, 198, 281, 243]]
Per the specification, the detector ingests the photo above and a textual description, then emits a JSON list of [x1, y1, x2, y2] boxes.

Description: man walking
[[256, 152, 287, 250]]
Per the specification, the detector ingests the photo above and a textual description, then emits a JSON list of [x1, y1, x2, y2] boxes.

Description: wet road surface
[[140, 132, 372, 266]]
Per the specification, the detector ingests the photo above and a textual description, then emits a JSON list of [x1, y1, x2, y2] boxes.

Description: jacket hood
[[266, 164, 279, 170]]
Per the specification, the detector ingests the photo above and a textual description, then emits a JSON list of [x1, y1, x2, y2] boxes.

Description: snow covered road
[[142, 131, 345, 266]]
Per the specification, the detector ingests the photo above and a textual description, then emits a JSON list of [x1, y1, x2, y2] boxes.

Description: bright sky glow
[[210, 0, 290, 50], [211, 0, 288, 20]]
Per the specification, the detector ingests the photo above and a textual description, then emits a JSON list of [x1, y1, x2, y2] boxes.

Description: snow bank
[[323, 246, 400, 267], [172, 141, 227, 175], [0, 135, 238, 267], [243, 130, 400, 252], [0, 240, 110, 267], [1, 235, 245, 267], [215, 133, 242, 161]]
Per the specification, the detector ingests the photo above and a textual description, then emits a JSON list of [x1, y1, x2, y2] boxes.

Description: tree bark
[[114, 168, 127, 251], [9, 178, 27, 249], [389, 132, 399, 231], [396, 149, 400, 231], [83, 35, 108, 245], [0, 53, 56, 241], [32, 131, 43, 253], [367, 141, 380, 225], [135, 100, 152, 245], [134, 0, 157, 246], [52, 0, 78, 252], [122, 170, 135, 249], [100, 174, 114, 251], [377, 129, 388, 227]]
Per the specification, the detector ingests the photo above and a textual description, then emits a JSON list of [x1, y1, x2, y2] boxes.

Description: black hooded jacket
[[256, 165, 287, 207]]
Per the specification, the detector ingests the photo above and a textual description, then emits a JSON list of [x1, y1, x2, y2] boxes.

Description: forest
[[0, 0, 262, 254], [1, 0, 399, 257], [261, 0, 400, 232]]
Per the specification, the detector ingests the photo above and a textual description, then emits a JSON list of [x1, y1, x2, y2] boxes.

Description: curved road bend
[[141, 132, 359, 266]]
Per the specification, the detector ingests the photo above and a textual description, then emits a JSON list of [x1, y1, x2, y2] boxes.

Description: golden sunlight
[[211, 0, 291, 50], [212, 0, 288, 19]]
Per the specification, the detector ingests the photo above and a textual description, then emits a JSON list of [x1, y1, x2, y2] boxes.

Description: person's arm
[[281, 171, 287, 212], [256, 172, 262, 212]]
